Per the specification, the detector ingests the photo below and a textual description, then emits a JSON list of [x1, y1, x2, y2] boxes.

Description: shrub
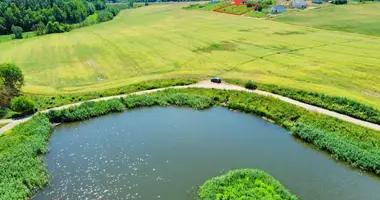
[[11, 25, 23, 39], [0, 115, 52, 199], [45, 99, 125, 123], [33, 22, 46, 36], [332, 0, 347, 4], [199, 169, 297, 200], [10, 96, 37, 114], [123, 91, 215, 110], [97, 10, 115, 22], [245, 80, 258, 90]]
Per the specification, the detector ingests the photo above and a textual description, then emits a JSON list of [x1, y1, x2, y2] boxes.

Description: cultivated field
[[274, 3, 380, 37], [1, 3, 380, 108]]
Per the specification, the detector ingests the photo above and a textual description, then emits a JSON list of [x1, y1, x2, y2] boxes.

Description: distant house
[[291, 0, 307, 8], [312, 0, 323, 3], [269, 5, 286, 13]]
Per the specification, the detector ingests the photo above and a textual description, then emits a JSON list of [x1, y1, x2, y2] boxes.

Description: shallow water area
[[34, 107, 380, 200]]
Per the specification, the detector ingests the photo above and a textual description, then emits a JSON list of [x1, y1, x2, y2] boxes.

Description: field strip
[[1, 80, 380, 134]]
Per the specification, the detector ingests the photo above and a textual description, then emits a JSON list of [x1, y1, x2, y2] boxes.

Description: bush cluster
[[199, 169, 297, 200], [123, 91, 214, 110], [10, 96, 37, 114], [45, 99, 124, 123], [332, 0, 348, 4], [245, 80, 258, 90], [0, 115, 52, 199]]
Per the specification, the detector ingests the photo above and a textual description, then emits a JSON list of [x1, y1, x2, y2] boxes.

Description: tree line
[[0, 0, 118, 36]]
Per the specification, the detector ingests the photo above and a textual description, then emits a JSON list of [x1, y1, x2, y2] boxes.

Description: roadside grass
[[0, 123, 7, 128], [28, 78, 198, 110], [199, 169, 297, 200], [1, 88, 380, 199], [226, 79, 380, 124], [1, 3, 380, 110], [274, 3, 380, 37]]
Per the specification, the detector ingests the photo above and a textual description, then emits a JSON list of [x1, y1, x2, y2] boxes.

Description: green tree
[[52, 4, 67, 23], [0, 63, 24, 91], [46, 21, 62, 33], [0, 63, 24, 106], [11, 25, 23, 39], [10, 96, 37, 114]]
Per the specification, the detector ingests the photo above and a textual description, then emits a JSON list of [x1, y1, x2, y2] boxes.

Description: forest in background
[[0, 0, 119, 36]]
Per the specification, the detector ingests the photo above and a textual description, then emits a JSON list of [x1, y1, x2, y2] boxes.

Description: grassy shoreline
[[1, 88, 379, 199]]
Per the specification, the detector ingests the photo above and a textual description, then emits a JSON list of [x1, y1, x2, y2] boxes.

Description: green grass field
[[274, 3, 380, 37], [1, 3, 380, 109]]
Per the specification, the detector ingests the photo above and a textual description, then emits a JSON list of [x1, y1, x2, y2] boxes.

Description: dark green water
[[34, 107, 380, 200]]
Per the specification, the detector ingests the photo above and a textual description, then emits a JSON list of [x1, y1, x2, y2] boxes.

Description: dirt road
[[1, 81, 380, 134]]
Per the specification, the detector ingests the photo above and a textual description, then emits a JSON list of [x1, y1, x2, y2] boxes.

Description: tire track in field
[[89, 31, 141, 74]]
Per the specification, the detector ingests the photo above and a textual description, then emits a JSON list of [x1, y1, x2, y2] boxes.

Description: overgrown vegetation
[[2, 88, 380, 199], [46, 99, 124, 123], [245, 80, 257, 90], [28, 78, 198, 110], [0, 115, 52, 200], [292, 123, 380, 174], [226, 79, 380, 125], [10, 96, 37, 115], [0, 63, 28, 118], [199, 169, 297, 200], [123, 92, 214, 110]]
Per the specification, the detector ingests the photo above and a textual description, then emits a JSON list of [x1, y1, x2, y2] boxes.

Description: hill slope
[[0, 3, 380, 108]]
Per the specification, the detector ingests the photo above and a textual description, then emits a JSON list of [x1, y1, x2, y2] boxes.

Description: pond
[[34, 107, 380, 200]]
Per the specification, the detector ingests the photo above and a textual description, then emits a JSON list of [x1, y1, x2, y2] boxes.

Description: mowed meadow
[[274, 3, 380, 37], [1, 3, 380, 108]]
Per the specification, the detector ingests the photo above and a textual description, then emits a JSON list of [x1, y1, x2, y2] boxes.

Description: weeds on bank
[[199, 169, 297, 200], [45, 99, 125, 123], [0, 115, 51, 200]]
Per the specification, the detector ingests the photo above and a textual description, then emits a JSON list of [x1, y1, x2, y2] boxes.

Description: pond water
[[34, 107, 380, 200]]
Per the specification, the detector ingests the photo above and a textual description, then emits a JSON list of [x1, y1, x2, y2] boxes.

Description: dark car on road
[[210, 77, 221, 83]]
